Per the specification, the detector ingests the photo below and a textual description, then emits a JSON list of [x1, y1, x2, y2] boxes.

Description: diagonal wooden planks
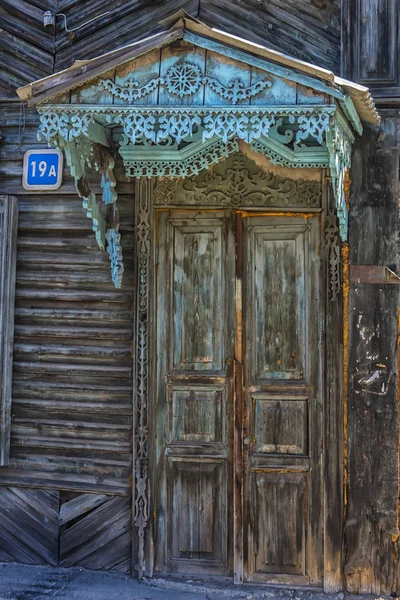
[[0, 488, 132, 572], [0, 1, 54, 98], [0, 0, 342, 97], [0, 487, 59, 565], [59, 493, 132, 572]]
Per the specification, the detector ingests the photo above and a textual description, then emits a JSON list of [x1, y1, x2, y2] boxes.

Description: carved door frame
[[132, 163, 345, 592]]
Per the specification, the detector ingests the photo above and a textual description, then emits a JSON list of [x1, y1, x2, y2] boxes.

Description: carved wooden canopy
[[17, 13, 379, 288]]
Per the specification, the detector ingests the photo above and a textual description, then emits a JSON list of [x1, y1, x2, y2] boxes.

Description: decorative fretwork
[[123, 138, 239, 178], [326, 117, 353, 242], [99, 61, 273, 104], [105, 228, 124, 288], [153, 153, 322, 208], [204, 74, 272, 104], [37, 103, 352, 245], [134, 179, 151, 579], [165, 62, 202, 97], [101, 77, 161, 104], [38, 105, 334, 148], [250, 138, 330, 169], [295, 112, 331, 146], [38, 115, 125, 287], [325, 212, 341, 301], [62, 138, 107, 250]]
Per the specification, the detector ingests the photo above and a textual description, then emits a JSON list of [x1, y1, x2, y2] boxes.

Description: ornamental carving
[[134, 179, 151, 578], [165, 62, 202, 97], [325, 212, 341, 301], [38, 106, 334, 149], [123, 138, 239, 178], [105, 228, 124, 289], [326, 119, 353, 241], [99, 61, 273, 104], [153, 153, 321, 208]]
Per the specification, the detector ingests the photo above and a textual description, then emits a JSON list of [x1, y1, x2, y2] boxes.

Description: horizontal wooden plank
[[59, 493, 109, 525], [0, 470, 130, 494]]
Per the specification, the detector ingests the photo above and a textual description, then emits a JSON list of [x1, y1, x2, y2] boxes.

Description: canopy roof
[[16, 12, 380, 289], [17, 12, 379, 125]]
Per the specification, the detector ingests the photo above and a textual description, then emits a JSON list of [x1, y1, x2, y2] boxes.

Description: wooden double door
[[155, 209, 323, 586]]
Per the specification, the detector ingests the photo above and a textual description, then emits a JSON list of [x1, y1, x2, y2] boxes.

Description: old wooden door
[[155, 209, 322, 585]]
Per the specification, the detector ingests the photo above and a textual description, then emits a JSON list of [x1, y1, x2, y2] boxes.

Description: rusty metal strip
[[350, 265, 400, 284]]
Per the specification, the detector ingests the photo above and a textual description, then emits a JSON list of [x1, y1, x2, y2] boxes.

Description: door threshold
[[144, 575, 325, 597]]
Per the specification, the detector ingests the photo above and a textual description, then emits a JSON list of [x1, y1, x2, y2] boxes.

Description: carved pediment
[[153, 153, 321, 208]]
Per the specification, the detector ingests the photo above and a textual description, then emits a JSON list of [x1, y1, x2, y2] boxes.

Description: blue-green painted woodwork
[[33, 41, 362, 286]]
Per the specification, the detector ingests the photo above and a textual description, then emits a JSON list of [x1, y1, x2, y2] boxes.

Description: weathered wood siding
[[53, 0, 340, 73], [345, 114, 400, 595], [0, 0, 341, 99], [0, 103, 134, 570], [0, 1, 54, 99], [342, 0, 400, 102], [0, 195, 18, 466]]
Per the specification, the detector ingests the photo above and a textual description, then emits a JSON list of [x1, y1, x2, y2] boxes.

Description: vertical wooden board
[[252, 471, 306, 576], [343, 0, 399, 98], [0, 196, 18, 466], [204, 50, 251, 106], [296, 84, 329, 105], [323, 189, 344, 593], [159, 43, 206, 106], [357, 0, 397, 82], [345, 118, 400, 596], [42, 91, 71, 105], [114, 49, 161, 106], [250, 69, 297, 106], [70, 70, 115, 105]]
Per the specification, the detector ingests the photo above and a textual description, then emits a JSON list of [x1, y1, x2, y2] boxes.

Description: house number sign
[[22, 149, 63, 191]]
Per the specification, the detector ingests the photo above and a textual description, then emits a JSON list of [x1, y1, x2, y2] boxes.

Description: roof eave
[[16, 14, 380, 126], [17, 28, 185, 106]]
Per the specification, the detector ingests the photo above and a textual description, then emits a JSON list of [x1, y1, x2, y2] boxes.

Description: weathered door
[[242, 215, 322, 586], [155, 210, 235, 575], [155, 209, 322, 585]]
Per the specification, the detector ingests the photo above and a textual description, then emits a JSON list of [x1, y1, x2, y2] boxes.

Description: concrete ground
[[0, 563, 393, 600]]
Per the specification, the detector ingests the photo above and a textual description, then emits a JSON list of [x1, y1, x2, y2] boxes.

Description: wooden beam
[[0, 195, 18, 466]]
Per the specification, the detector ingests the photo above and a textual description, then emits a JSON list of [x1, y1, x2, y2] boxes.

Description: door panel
[[253, 471, 307, 577], [156, 210, 234, 576], [168, 386, 226, 445], [252, 395, 308, 455], [171, 220, 225, 372], [167, 459, 226, 565], [243, 215, 322, 585], [247, 224, 306, 381]]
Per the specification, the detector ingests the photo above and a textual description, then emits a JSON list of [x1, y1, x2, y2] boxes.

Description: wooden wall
[[345, 114, 400, 595], [0, 1, 54, 99], [1, 0, 400, 593], [341, 0, 400, 592], [0, 103, 134, 571]]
